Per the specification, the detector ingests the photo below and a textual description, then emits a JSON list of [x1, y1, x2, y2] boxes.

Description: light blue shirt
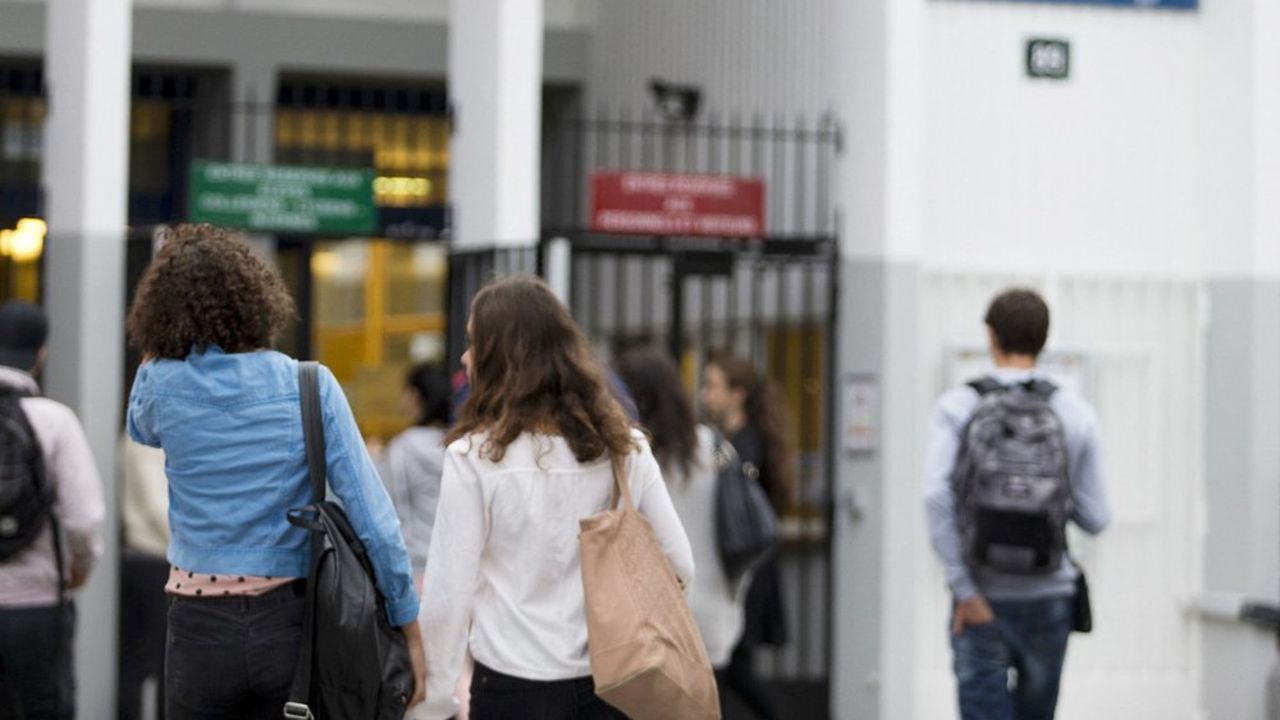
[[923, 367, 1112, 602], [128, 347, 419, 626]]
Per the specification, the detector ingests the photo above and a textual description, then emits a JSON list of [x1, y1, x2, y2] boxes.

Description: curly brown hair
[[127, 224, 295, 359], [447, 275, 637, 465]]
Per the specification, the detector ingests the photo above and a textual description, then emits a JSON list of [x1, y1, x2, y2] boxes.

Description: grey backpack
[[952, 377, 1071, 575]]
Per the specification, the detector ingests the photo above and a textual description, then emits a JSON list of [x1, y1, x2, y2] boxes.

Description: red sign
[[589, 171, 766, 237]]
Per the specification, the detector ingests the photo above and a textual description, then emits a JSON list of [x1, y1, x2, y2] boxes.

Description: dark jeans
[[719, 642, 781, 720], [469, 662, 625, 720], [165, 582, 306, 720], [951, 595, 1073, 720], [0, 601, 76, 720], [119, 552, 170, 720]]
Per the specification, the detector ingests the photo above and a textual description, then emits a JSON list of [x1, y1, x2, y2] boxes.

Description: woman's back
[[664, 425, 747, 668], [420, 430, 694, 715], [381, 425, 447, 575]]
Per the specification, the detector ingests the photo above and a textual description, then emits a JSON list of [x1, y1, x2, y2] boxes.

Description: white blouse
[[664, 426, 748, 668], [419, 430, 695, 720]]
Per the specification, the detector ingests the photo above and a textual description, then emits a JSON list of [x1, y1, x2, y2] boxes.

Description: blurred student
[[419, 276, 693, 720], [379, 363, 451, 585], [615, 346, 748, 681], [701, 352, 797, 720], [0, 300, 104, 720], [126, 224, 424, 719], [118, 432, 170, 720], [924, 288, 1110, 720]]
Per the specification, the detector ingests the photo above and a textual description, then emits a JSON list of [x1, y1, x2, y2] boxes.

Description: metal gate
[[543, 111, 841, 717]]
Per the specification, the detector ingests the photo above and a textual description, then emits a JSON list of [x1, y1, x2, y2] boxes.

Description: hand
[[67, 565, 90, 591], [402, 620, 427, 708], [951, 594, 995, 636]]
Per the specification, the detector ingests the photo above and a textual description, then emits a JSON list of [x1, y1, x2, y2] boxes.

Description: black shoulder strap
[[967, 376, 1005, 397], [1024, 378, 1058, 399], [286, 361, 325, 720], [299, 361, 326, 504], [967, 375, 1058, 400]]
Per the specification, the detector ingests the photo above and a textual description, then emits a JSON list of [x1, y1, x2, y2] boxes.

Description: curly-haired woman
[[125, 225, 425, 719], [419, 275, 694, 720]]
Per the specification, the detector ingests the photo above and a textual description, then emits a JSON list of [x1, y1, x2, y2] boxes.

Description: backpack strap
[[286, 361, 325, 720], [967, 376, 1005, 397], [967, 375, 1059, 399]]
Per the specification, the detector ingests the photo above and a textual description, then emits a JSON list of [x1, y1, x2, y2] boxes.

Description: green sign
[[189, 161, 376, 235]]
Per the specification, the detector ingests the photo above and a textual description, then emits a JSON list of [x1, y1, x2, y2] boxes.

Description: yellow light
[[311, 250, 342, 278], [373, 175, 433, 207], [0, 218, 45, 263]]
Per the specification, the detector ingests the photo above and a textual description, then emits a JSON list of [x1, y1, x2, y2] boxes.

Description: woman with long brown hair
[[614, 346, 749, 682], [419, 276, 694, 720], [700, 352, 797, 720]]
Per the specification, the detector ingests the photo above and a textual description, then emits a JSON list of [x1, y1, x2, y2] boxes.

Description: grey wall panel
[[1203, 279, 1280, 720]]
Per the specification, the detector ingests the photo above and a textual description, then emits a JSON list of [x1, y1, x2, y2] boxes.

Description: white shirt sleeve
[[420, 447, 487, 720], [629, 446, 696, 590]]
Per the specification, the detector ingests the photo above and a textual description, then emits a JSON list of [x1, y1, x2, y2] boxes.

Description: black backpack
[[0, 388, 57, 562], [284, 362, 415, 720], [713, 432, 779, 585], [952, 377, 1072, 575]]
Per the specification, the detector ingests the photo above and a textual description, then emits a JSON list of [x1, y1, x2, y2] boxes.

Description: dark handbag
[[713, 432, 780, 585], [1072, 563, 1093, 634], [284, 362, 415, 720]]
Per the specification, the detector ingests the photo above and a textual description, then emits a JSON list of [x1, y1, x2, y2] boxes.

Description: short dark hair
[[984, 288, 1050, 357], [405, 363, 452, 427], [127, 224, 296, 359]]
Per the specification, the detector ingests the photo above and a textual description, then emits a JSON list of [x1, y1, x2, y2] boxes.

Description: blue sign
[[997, 0, 1194, 7]]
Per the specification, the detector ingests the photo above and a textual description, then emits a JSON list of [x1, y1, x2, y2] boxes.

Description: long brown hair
[[614, 346, 698, 478], [447, 275, 637, 464], [707, 351, 797, 511]]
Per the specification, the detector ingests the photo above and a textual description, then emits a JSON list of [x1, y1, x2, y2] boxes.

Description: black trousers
[[469, 662, 625, 720], [119, 552, 170, 720], [0, 602, 76, 720], [165, 582, 306, 720]]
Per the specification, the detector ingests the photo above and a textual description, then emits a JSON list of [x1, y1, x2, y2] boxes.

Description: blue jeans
[[951, 595, 1073, 720]]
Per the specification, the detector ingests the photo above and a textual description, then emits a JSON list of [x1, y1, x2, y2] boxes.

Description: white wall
[[922, 4, 1209, 277]]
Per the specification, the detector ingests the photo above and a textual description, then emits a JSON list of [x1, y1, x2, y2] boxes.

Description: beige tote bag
[[579, 456, 721, 720]]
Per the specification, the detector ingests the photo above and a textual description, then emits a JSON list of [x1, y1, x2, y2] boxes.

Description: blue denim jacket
[[128, 347, 419, 626]]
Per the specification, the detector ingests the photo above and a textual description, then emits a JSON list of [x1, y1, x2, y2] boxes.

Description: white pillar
[[828, 0, 926, 717], [448, 0, 544, 248], [41, 0, 132, 715]]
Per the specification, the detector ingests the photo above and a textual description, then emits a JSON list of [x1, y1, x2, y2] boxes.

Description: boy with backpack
[[0, 301, 104, 720], [924, 288, 1111, 720]]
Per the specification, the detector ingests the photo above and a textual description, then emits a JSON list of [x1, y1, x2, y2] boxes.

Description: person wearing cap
[[0, 300, 105, 720]]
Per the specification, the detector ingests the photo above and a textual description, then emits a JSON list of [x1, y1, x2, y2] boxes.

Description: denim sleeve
[[923, 389, 979, 601], [318, 365, 420, 626], [126, 365, 161, 448]]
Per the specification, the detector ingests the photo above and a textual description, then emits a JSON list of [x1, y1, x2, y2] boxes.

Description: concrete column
[[41, 0, 132, 715], [1198, 3, 1280, 716], [231, 61, 277, 165], [827, 0, 927, 716], [448, 0, 544, 248]]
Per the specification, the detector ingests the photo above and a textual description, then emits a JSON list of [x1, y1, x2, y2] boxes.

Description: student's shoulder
[[20, 395, 86, 442], [932, 383, 982, 420], [1049, 387, 1099, 433]]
